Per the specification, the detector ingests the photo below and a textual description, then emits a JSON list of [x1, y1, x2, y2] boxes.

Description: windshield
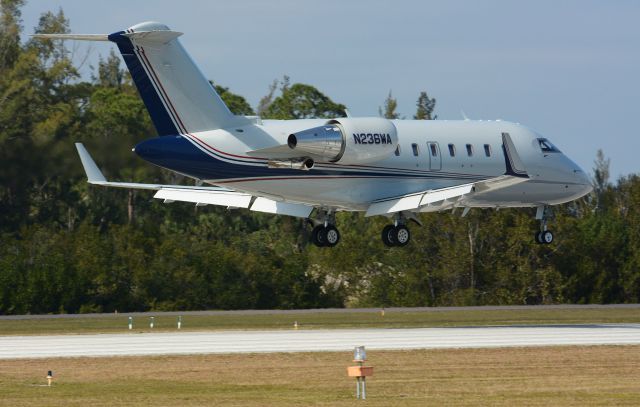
[[537, 138, 561, 153]]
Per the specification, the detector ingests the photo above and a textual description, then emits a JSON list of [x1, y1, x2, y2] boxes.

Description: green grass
[[1, 307, 638, 336], [1, 346, 639, 406]]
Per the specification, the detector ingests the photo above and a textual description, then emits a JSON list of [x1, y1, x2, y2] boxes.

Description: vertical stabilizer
[[108, 22, 247, 135]]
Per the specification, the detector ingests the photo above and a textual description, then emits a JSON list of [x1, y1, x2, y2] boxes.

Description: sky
[[20, 0, 640, 180]]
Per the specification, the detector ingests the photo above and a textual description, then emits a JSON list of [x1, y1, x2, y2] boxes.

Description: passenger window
[[412, 143, 419, 156], [448, 144, 455, 157], [430, 143, 437, 157], [466, 144, 473, 157], [484, 144, 491, 157], [394, 145, 401, 156]]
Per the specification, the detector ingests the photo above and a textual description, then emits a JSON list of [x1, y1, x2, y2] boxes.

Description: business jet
[[34, 21, 593, 248]]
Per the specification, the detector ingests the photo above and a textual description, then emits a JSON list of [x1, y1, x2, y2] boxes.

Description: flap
[[250, 197, 313, 218], [154, 189, 252, 208], [365, 175, 528, 217]]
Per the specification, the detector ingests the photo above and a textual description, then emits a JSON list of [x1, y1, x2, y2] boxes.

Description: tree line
[[0, 3, 638, 314]]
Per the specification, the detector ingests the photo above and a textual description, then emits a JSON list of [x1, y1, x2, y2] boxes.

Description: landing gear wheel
[[311, 225, 327, 247], [541, 230, 554, 244], [535, 230, 554, 244], [382, 225, 396, 247], [535, 231, 544, 244], [324, 225, 340, 247], [392, 225, 411, 247]]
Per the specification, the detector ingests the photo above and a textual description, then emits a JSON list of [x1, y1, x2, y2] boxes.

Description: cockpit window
[[538, 138, 561, 153]]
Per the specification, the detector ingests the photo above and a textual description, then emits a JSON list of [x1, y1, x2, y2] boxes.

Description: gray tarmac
[[1, 324, 639, 359]]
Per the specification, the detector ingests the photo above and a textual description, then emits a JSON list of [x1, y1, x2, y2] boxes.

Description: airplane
[[33, 21, 593, 248]]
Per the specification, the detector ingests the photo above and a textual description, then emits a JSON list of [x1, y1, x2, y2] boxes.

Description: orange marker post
[[347, 346, 373, 400]]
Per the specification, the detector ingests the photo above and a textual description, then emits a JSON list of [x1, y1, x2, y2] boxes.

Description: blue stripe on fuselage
[[134, 135, 483, 181], [107, 31, 178, 136]]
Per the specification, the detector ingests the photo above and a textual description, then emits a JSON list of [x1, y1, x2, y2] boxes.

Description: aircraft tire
[[542, 230, 554, 244], [535, 232, 543, 244], [311, 225, 327, 247], [325, 225, 340, 247], [393, 225, 411, 247], [382, 225, 396, 247]]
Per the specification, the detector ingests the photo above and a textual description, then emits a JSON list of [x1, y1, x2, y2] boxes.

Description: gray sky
[[21, 0, 640, 180]]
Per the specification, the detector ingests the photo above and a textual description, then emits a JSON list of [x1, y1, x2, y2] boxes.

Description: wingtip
[[75, 143, 107, 183]]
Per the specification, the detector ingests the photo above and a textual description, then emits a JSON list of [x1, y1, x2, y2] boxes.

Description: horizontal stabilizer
[[31, 31, 182, 44], [31, 33, 109, 41], [123, 30, 183, 44]]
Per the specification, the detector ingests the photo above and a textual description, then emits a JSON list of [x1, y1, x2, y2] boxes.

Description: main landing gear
[[534, 205, 554, 245], [309, 210, 340, 248], [311, 224, 340, 247], [381, 224, 411, 247], [381, 213, 414, 247]]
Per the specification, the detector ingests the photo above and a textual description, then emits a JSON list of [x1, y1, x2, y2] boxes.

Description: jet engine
[[287, 117, 398, 165]]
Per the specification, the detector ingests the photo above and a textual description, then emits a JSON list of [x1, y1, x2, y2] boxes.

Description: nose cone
[[573, 166, 593, 196], [561, 154, 592, 199]]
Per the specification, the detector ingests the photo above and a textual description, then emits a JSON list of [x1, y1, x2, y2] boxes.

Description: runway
[[1, 324, 639, 359]]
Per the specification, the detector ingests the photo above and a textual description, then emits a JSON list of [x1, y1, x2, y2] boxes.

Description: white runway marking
[[1, 324, 639, 359]]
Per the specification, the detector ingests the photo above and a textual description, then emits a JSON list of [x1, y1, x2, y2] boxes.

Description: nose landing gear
[[535, 206, 554, 245]]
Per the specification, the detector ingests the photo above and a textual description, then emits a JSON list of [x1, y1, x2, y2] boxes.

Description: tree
[[593, 149, 610, 194], [379, 90, 399, 119], [263, 83, 346, 120], [95, 49, 124, 88], [256, 78, 278, 116], [0, 0, 24, 74], [213, 84, 254, 115], [414, 91, 436, 120]]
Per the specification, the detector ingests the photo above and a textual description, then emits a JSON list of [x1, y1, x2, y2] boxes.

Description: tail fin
[[34, 21, 247, 135]]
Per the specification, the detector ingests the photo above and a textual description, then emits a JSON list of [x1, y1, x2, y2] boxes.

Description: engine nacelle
[[287, 117, 398, 165]]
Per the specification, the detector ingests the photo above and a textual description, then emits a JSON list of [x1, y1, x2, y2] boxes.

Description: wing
[[365, 133, 530, 217], [75, 143, 313, 218]]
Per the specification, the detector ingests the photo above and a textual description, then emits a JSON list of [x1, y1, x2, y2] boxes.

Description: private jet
[[34, 22, 593, 247]]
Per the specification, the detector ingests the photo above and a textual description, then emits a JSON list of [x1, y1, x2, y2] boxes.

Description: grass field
[[0, 345, 638, 406], [0, 307, 638, 336]]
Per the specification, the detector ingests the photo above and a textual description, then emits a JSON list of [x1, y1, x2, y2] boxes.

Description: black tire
[[381, 225, 396, 247], [535, 231, 543, 244], [324, 225, 340, 247], [542, 230, 554, 244], [311, 225, 327, 247], [392, 225, 411, 247]]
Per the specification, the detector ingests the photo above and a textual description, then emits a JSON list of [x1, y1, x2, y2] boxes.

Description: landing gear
[[311, 224, 341, 247], [309, 211, 340, 248], [381, 223, 411, 247], [535, 206, 554, 245], [535, 230, 554, 244], [381, 225, 396, 247]]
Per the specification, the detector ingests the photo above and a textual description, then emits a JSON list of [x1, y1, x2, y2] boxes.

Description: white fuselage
[[177, 119, 591, 211]]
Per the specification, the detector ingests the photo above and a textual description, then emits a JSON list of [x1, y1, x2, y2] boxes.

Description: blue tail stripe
[[107, 31, 178, 136]]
